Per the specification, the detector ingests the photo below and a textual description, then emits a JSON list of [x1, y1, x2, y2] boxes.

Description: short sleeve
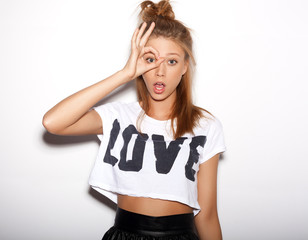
[[200, 118, 226, 164], [92, 102, 117, 141]]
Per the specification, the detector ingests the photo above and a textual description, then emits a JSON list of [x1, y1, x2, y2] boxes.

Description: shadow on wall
[[42, 131, 100, 145], [42, 131, 118, 210], [40, 81, 136, 211], [89, 188, 117, 211]]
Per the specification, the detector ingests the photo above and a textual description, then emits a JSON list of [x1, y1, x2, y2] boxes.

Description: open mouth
[[153, 82, 166, 94]]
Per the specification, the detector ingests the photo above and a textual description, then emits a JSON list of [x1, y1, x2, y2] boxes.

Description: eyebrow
[[166, 53, 181, 57], [144, 52, 181, 57]]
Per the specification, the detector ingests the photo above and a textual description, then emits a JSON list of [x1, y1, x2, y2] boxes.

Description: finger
[[136, 22, 147, 46], [131, 27, 140, 48], [142, 46, 160, 60], [139, 22, 155, 47], [154, 57, 165, 67], [145, 57, 165, 72]]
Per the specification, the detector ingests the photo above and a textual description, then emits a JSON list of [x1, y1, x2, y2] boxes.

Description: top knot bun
[[140, 0, 175, 22]]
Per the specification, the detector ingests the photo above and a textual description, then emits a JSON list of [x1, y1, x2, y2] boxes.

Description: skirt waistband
[[114, 208, 195, 236]]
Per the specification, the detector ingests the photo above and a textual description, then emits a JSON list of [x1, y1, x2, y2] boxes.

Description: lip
[[153, 82, 166, 94]]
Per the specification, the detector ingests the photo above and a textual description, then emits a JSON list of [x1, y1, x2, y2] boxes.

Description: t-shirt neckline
[[135, 102, 170, 125]]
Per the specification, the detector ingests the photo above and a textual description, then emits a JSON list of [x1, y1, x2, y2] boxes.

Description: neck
[[146, 96, 175, 121]]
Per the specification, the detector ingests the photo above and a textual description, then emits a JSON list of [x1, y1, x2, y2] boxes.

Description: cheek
[[141, 72, 153, 88], [170, 67, 184, 81]]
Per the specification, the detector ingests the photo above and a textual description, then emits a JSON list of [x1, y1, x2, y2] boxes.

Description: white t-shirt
[[89, 102, 226, 215]]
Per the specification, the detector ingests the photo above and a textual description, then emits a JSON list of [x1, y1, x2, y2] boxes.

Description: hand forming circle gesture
[[122, 22, 165, 81]]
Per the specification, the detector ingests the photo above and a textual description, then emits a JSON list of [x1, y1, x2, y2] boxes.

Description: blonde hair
[[137, 0, 211, 139]]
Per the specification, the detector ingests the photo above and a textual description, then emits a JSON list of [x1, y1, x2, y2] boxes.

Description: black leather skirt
[[102, 208, 199, 240]]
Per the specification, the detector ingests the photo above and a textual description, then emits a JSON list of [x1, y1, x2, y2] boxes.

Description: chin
[[149, 93, 173, 102]]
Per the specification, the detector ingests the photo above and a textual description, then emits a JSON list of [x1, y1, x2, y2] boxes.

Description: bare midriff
[[117, 194, 193, 217]]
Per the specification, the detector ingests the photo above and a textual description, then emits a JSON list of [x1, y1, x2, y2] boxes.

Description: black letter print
[[152, 135, 187, 174], [185, 136, 206, 181], [118, 125, 149, 172], [103, 119, 120, 166]]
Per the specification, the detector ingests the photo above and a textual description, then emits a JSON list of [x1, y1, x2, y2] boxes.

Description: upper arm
[[51, 109, 103, 136], [197, 153, 220, 217]]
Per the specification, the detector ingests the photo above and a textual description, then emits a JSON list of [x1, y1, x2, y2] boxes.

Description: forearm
[[43, 70, 130, 133], [43, 22, 161, 134], [195, 213, 222, 240]]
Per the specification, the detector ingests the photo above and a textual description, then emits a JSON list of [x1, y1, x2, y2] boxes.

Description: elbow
[[195, 206, 220, 225], [195, 209, 222, 240], [42, 114, 61, 135]]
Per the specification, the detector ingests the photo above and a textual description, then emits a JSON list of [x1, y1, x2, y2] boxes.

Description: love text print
[[103, 119, 206, 181]]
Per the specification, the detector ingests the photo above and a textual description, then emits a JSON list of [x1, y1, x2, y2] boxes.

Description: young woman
[[43, 1, 226, 239]]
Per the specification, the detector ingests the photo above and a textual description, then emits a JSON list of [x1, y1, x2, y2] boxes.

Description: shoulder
[[195, 109, 226, 163], [197, 109, 224, 132]]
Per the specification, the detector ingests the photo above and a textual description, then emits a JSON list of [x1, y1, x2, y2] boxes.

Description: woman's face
[[142, 37, 188, 103]]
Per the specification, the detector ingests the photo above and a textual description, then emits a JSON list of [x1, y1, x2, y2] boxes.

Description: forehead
[[145, 37, 185, 57]]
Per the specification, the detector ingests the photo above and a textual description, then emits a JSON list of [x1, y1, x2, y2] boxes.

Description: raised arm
[[42, 22, 164, 136], [194, 153, 223, 240]]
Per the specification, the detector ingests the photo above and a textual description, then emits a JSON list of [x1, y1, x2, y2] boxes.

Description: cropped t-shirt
[[89, 102, 226, 215]]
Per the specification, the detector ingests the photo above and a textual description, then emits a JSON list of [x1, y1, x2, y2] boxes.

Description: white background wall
[[0, 0, 307, 239]]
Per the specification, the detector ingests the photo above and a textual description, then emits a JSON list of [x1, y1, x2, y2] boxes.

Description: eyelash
[[145, 58, 178, 65], [168, 59, 177, 65], [146, 57, 155, 63]]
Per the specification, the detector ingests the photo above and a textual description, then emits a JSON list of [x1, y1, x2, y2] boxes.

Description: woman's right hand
[[43, 23, 164, 136], [122, 22, 165, 81]]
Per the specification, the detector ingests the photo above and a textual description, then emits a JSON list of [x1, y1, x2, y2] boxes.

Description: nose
[[156, 62, 165, 77]]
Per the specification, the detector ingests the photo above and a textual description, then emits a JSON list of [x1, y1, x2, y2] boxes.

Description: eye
[[168, 59, 177, 65], [146, 57, 155, 63]]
